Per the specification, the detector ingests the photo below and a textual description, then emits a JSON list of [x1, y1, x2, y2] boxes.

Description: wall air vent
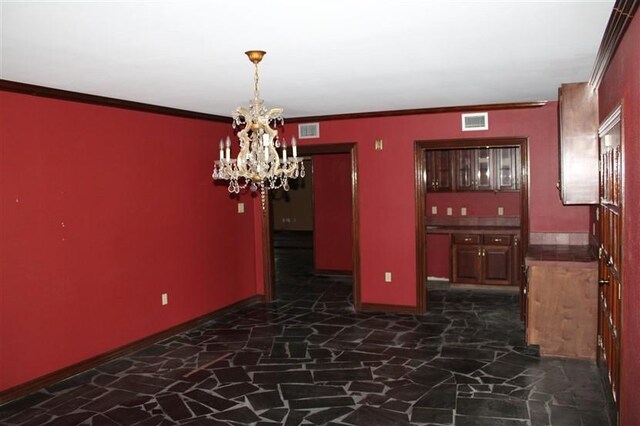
[[462, 112, 489, 131], [298, 122, 320, 139]]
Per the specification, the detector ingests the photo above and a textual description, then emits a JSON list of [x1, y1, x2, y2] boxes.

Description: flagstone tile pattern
[[0, 241, 611, 425]]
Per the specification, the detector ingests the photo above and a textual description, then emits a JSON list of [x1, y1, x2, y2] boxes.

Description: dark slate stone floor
[[0, 237, 612, 425]]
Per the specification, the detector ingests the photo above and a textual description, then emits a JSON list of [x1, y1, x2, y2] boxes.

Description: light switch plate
[[461, 207, 467, 216], [161, 293, 168, 306], [238, 203, 245, 214], [447, 207, 453, 216], [431, 206, 437, 215], [384, 272, 392, 282], [498, 207, 504, 216]]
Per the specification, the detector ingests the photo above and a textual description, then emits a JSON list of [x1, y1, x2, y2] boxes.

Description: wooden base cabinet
[[451, 233, 513, 285]]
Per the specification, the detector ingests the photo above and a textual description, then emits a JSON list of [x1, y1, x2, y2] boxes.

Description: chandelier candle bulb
[[219, 140, 224, 161], [225, 137, 231, 161], [282, 140, 287, 162], [292, 137, 298, 158]]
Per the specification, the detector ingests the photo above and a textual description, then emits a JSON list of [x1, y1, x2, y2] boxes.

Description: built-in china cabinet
[[425, 145, 522, 287]]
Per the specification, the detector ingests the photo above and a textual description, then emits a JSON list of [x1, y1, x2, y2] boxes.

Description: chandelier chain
[[253, 62, 260, 101]]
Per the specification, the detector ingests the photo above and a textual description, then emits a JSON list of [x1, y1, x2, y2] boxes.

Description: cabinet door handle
[[599, 279, 610, 286], [482, 249, 486, 257], [464, 237, 472, 242], [493, 238, 501, 242], [477, 248, 482, 256]]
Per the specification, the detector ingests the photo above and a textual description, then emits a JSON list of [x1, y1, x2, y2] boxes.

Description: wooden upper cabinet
[[426, 150, 453, 192], [558, 82, 599, 204], [429, 147, 520, 193]]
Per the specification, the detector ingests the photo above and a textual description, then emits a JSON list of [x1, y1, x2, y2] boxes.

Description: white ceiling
[[1, 1, 614, 118]]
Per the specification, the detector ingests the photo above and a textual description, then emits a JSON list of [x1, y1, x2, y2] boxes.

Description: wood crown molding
[[1, 79, 548, 124], [589, 0, 639, 88], [0, 295, 264, 406], [0, 79, 230, 123], [286, 101, 548, 123]]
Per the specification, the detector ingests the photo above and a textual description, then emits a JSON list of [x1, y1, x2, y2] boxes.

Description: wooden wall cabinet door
[[558, 82, 599, 204], [426, 150, 453, 191]]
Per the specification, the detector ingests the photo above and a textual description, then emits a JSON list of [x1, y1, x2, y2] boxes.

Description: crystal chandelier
[[212, 50, 305, 208]]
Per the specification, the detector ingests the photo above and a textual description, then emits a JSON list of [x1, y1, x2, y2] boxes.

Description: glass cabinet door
[[456, 150, 474, 190], [435, 151, 452, 191], [476, 148, 493, 190], [496, 147, 521, 191]]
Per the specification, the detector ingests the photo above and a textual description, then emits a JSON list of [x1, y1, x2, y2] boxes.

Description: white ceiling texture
[[1, 1, 614, 118]]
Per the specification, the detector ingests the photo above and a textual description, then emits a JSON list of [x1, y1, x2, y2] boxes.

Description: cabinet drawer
[[453, 234, 481, 244], [483, 234, 512, 245]]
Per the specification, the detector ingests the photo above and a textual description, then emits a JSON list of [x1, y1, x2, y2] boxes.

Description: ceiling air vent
[[298, 122, 320, 139], [461, 113, 489, 131]]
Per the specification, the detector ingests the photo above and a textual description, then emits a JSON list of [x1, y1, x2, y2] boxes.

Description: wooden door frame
[[262, 143, 361, 309], [597, 103, 624, 417], [415, 137, 530, 315]]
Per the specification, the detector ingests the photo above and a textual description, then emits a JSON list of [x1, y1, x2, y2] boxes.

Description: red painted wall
[[280, 103, 589, 307], [0, 92, 259, 391], [313, 154, 353, 272], [426, 192, 521, 218], [597, 13, 640, 425]]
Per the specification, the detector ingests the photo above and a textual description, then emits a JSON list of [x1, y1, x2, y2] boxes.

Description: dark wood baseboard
[[314, 269, 352, 276], [359, 302, 418, 315], [0, 295, 264, 405]]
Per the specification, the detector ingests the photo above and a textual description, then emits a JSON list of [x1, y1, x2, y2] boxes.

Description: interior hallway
[[0, 236, 612, 425]]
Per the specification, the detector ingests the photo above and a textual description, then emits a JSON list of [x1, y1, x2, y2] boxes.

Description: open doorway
[[415, 138, 530, 316], [262, 143, 361, 308]]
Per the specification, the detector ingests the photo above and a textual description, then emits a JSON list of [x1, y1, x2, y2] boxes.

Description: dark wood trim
[[519, 139, 530, 322], [359, 303, 418, 315], [314, 269, 352, 276], [0, 79, 230, 122], [415, 137, 530, 318], [286, 102, 547, 124], [262, 195, 275, 302], [414, 144, 428, 314], [0, 295, 264, 405], [263, 143, 361, 309], [589, 0, 639, 88]]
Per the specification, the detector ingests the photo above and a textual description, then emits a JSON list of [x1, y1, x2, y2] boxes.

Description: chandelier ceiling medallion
[[212, 50, 304, 208]]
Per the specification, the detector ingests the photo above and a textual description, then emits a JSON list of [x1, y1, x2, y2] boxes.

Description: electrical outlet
[[447, 207, 453, 216], [431, 206, 437, 215], [161, 293, 168, 306], [461, 207, 467, 216], [384, 272, 392, 283], [498, 207, 504, 216], [237, 203, 245, 213]]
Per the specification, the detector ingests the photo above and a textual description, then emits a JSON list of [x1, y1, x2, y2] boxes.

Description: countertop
[[427, 225, 520, 234]]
